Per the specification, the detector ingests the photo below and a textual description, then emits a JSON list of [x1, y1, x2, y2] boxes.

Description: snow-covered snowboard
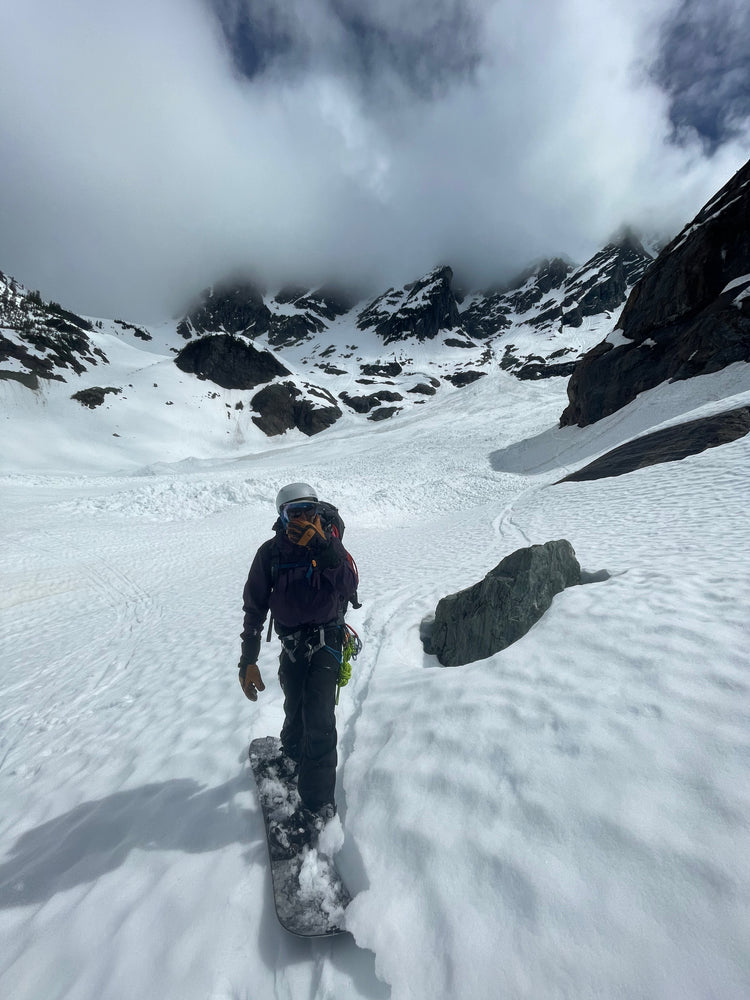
[[248, 736, 351, 937]]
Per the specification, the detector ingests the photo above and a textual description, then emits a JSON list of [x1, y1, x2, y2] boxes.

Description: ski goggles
[[281, 501, 318, 521]]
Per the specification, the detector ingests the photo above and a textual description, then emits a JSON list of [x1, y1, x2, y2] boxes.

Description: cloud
[[0, 0, 748, 320], [652, 0, 750, 149]]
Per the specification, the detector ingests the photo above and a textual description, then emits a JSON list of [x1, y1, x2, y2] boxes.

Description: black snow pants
[[277, 624, 342, 812]]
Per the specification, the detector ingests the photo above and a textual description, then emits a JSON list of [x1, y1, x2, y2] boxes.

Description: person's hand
[[238, 662, 265, 701], [286, 514, 327, 548]]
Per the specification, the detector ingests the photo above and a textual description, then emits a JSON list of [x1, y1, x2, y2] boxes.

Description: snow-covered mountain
[[0, 230, 657, 470]]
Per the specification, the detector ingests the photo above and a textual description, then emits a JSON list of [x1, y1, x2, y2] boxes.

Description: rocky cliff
[[561, 159, 750, 427]]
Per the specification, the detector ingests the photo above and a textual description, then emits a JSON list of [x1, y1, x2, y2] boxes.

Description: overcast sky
[[1, 0, 749, 320]]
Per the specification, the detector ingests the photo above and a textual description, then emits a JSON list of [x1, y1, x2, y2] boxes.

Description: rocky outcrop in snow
[[422, 540, 581, 667], [174, 334, 290, 390], [251, 381, 342, 436], [559, 406, 750, 481], [0, 271, 105, 388], [561, 158, 750, 427]]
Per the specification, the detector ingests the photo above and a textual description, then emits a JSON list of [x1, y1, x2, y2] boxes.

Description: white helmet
[[275, 482, 318, 513]]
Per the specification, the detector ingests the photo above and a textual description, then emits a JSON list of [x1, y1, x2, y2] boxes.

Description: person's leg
[[297, 629, 341, 811], [278, 648, 304, 761]]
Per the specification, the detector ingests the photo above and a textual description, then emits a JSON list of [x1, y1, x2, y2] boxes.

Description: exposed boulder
[[174, 334, 290, 390], [316, 363, 348, 375], [71, 386, 122, 409], [340, 389, 403, 413], [367, 406, 401, 421], [424, 540, 581, 667], [561, 158, 750, 427], [115, 320, 152, 341], [446, 370, 485, 387], [559, 406, 750, 482], [251, 381, 342, 437], [357, 266, 461, 343], [360, 362, 403, 377]]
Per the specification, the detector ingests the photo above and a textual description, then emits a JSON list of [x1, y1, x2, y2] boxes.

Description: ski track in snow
[[1, 370, 749, 1000]]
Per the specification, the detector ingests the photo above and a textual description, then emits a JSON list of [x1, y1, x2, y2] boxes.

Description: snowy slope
[[1, 301, 617, 474], [2, 359, 749, 1000]]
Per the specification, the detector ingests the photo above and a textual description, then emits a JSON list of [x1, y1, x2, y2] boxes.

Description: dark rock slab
[[175, 334, 290, 390], [251, 381, 341, 437], [360, 362, 403, 377], [446, 370, 486, 387], [426, 540, 581, 666], [71, 386, 122, 409], [515, 360, 579, 380], [559, 406, 750, 482], [367, 406, 401, 421], [340, 389, 403, 413]]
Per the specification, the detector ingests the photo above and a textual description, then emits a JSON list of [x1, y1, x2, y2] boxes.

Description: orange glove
[[286, 514, 327, 548], [239, 662, 265, 701]]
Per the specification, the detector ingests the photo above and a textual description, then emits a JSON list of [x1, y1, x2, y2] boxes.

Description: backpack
[[317, 501, 361, 610]]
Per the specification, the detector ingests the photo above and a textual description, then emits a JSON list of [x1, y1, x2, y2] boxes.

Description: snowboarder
[[238, 482, 359, 854]]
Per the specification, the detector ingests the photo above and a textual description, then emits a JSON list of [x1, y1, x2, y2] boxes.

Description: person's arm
[[238, 543, 272, 701]]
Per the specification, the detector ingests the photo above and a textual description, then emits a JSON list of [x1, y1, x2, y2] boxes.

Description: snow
[[603, 326, 631, 349], [721, 274, 750, 309], [1, 357, 749, 1000], [721, 274, 750, 295]]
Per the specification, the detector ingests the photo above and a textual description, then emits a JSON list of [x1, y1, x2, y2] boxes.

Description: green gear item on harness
[[336, 624, 362, 704]]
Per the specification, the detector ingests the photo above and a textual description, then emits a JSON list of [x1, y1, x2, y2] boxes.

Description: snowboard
[[248, 736, 351, 937]]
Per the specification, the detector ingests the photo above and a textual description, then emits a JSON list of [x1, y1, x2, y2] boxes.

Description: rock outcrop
[[340, 389, 403, 413], [460, 237, 652, 341], [559, 232, 654, 329], [251, 381, 342, 436], [0, 271, 105, 387], [561, 159, 750, 427], [178, 280, 357, 349], [71, 386, 122, 409], [424, 540, 581, 667], [174, 334, 290, 390], [178, 281, 272, 340], [559, 406, 750, 482], [357, 266, 461, 343]]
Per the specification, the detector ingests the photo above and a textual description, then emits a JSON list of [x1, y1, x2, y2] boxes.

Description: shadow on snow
[[0, 771, 254, 908]]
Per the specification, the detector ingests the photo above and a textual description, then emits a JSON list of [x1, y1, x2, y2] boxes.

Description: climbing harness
[[279, 622, 362, 705]]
